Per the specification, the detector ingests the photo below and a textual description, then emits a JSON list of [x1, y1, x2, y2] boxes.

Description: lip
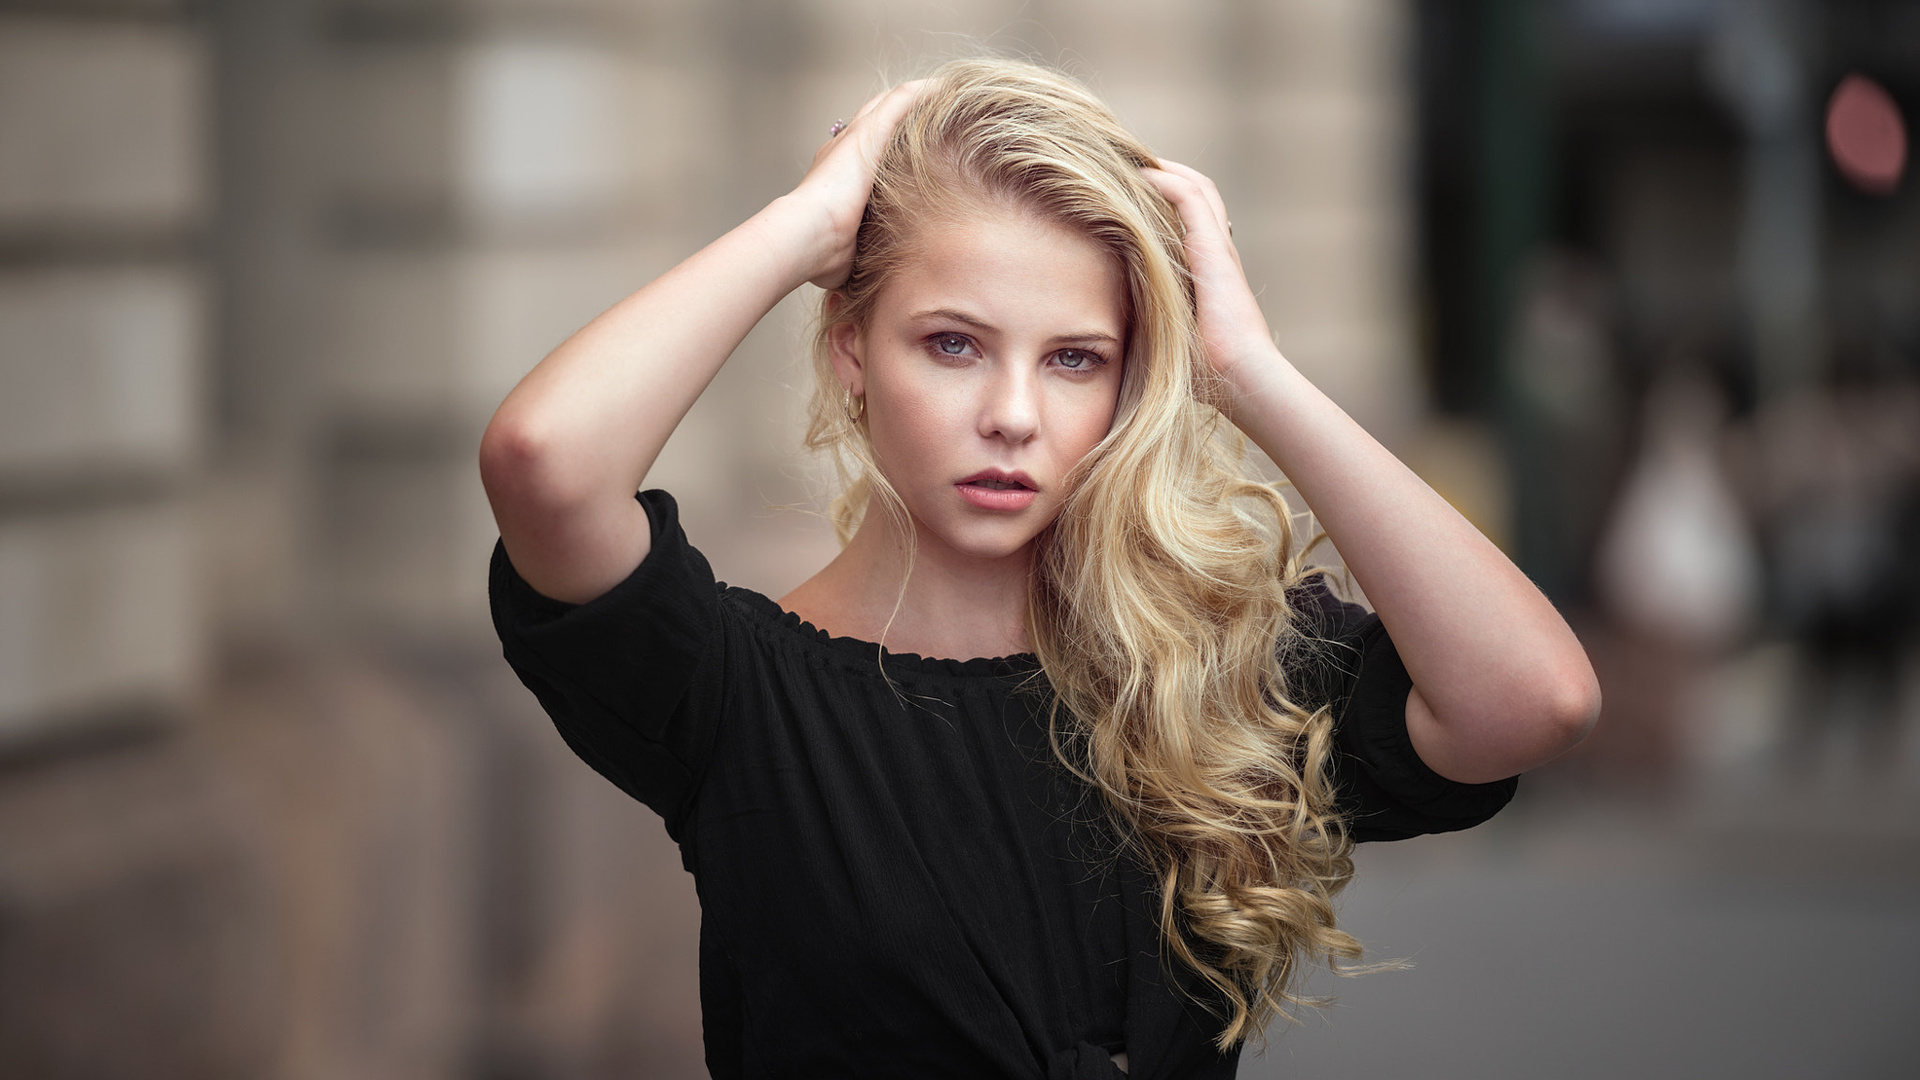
[[957, 468, 1038, 490], [955, 468, 1039, 512]]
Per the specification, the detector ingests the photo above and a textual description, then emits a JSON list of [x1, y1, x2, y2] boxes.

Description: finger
[[850, 88, 887, 122], [851, 79, 927, 143], [1152, 159, 1231, 238], [841, 77, 904, 124], [815, 87, 891, 155], [1140, 166, 1244, 278], [838, 79, 926, 140], [1154, 159, 1228, 228], [1140, 166, 1225, 241], [817, 80, 927, 168], [864, 77, 926, 115]]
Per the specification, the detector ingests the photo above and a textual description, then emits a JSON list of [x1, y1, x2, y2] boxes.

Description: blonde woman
[[481, 59, 1598, 1077]]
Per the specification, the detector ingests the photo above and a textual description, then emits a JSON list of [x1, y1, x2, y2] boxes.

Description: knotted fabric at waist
[[1046, 1041, 1127, 1080]]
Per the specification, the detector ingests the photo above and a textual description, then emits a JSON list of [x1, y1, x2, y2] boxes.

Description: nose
[[979, 364, 1039, 444]]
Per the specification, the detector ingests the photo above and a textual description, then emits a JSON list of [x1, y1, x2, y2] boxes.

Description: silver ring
[[828, 118, 847, 138]]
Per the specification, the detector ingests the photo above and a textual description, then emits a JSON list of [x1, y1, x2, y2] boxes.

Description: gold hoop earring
[[844, 386, 865, 423]]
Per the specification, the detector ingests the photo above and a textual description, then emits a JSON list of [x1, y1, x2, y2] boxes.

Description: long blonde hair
[[804, 58, 1362, 1049]]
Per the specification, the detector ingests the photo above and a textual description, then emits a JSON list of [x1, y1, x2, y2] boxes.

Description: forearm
[[481, 81, 926, 604], [1133, 160, 1596, 781], [487, 198, 817, 505], [480, 197, 821, 601], [1223, 349, 1599, 783]]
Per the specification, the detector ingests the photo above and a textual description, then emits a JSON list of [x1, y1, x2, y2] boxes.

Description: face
[[832, 201, 1128, 566]]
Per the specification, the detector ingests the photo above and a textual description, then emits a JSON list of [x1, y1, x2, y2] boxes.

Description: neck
[[792, 510, 1035, 660]]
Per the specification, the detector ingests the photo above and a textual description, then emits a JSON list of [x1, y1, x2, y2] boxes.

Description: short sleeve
[[1288, 575, 1519, 843], [488, 490, 727, 839]]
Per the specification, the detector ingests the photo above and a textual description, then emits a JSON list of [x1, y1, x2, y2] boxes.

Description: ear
[[825, 296, 866, 396]]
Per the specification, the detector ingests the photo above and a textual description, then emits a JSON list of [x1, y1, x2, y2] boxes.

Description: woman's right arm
[[479, 82, 923, 604]]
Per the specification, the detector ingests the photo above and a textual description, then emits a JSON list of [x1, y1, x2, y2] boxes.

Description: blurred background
[[1, 0, 1916, 1077]]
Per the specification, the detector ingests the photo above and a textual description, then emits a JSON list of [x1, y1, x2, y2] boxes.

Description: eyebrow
[[908, 307, 1123, 347]]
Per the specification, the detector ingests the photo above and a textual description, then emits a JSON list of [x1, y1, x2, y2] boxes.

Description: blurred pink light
[[1825, 73, 1907, 195]]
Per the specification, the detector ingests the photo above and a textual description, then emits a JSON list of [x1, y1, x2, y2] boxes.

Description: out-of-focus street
[[1251, 714, 1920, 1079]]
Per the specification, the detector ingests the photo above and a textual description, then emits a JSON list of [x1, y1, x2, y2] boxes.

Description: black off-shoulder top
[[489, 491, 1516, 1079]]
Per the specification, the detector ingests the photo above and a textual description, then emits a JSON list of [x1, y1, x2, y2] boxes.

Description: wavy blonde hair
[[803, 58, 1362, 1049]]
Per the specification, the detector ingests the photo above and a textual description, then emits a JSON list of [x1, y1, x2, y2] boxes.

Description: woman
[[481, 59, 1599, 1078]]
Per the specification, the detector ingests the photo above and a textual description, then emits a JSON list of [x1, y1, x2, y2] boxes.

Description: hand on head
[[792, 80, 929, 290], [1139, 161, 1280, 396]]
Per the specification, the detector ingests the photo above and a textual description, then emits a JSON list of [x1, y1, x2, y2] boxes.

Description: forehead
[[876, 203, 1127, 336]]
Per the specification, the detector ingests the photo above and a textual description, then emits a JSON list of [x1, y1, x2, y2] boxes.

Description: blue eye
[[934, 334, 969, 355], [1055, 349, 1104, 370]]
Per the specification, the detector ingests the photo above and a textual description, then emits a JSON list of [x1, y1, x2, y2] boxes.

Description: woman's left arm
[[1144, 162, 1600, 785]]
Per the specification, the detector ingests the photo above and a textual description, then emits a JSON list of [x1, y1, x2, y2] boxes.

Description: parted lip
[[956, 468, 1037, 490]]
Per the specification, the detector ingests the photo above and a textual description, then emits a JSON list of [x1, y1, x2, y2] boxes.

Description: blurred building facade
[[1, 2, 1418, 1077]]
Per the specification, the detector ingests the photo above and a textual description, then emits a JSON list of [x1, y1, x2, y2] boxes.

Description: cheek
[[1058, 386, 1122, 462], [866, 377, 958, 478]]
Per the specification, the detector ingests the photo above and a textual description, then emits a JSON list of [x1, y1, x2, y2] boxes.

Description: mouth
[[955, 470, 1040, 511], [958, 470, 1037, 491]]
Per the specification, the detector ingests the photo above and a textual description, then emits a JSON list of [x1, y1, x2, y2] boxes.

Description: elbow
[[479, 411, 542, 507], [1539, 660, 1602, 757], [479, 410, 540, 496], [1409, 655, 1601, 784], [479, 408, 587, 513]]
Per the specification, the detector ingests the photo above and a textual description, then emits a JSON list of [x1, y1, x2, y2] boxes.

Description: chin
[[922, 519, 1046, 563], [965, 538, 1037, 562]]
